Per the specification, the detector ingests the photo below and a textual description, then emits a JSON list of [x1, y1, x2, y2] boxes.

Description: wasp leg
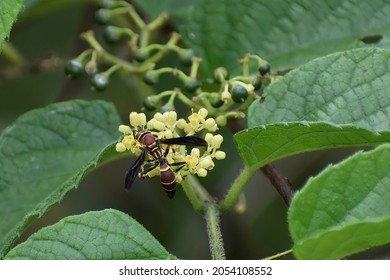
[[169, 161, 186, 172], [139, 161, 159, 178]]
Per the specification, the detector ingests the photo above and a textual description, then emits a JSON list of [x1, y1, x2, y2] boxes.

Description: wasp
[[125, 129, 208, 199]]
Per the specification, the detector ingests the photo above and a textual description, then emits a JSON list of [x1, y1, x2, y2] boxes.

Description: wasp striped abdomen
[[159, 159, 177, 199]]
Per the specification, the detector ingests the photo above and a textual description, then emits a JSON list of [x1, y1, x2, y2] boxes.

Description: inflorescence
[[116, 109, 226, 184]]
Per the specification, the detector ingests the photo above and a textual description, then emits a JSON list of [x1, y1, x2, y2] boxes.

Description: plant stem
[[127, 5, 146, 30], [227, 118, 294, 207], [260, 164, 294, 206], [138, 33, 181, 72], [263, 248, 293, 260], [219, 166, 256, 212], [147, 12, 169, 31], [176, 91, 197, 108], [2, 42, 23, 65], [205, 203, 226, 260], [81, 31, 136, 72], [189, 57, 202, 78], [181, 175, 213, 213]]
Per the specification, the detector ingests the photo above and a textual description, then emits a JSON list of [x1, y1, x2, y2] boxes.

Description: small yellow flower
[[116, 109, 226, 185]]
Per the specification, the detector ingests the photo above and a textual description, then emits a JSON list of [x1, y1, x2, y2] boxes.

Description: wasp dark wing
[[160, 136, 208, 147], [125, 148, 147, 190]]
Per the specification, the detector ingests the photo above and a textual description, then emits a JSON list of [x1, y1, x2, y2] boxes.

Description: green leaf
[[288, 144, 390, 259], [23, 0, 87, 18], [0, 100, 121, 258], [0, 0, 24, 51], [234, 122, 390, 170], [248, 48, 390, 130], [181, 0, 390, 76], [134, 0, 195, 20], [4, 209, 173, 259]]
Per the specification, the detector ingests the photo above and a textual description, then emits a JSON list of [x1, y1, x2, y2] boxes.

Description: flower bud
[[197, 168, 208, 177], [161, 129, 173, 139], [166, 111, 177, 126], [129, 112, 140, 127], [204, 118, 216, 130], [115, 142, 127, 152], [207, 124, 218, 132], [215, 151, 226, 160], [138, 113, 147, 126], [154, 112, 164, 122], [176, 118, 187, 129], [184, 123, 194, 135], [198, 156, 214, 169], [205, 133, 214, 144], [198, 108, 208, 118], [211, 134, 223, 149], [216, 115, 227, 127], [153, 120, 166, 131], [147, 118, 155, 129], [118, 125, 132, 135]]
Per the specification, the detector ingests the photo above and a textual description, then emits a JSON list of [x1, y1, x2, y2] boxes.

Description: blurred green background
[[1, 0, 388, 259]]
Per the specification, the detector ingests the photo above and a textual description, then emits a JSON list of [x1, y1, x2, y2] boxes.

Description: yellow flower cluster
[[115, 109, 225, 183]]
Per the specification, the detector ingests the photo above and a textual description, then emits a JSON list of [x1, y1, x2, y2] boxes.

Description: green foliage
[[2, 0, 390, 261], [133, 0, 194, 19], [248, 48, 390, 130], [288, 144, 390, 259], [234, 122, 390, 171], [5, 209, 173, 259], [0, 0, 24, 51], [181, 0, 390, 76], [236, 47, 390, 258], [0, 100, 121, 257]]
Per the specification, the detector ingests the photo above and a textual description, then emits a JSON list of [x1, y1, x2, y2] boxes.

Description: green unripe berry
[[258, 63, 271, 76], [85, 61, 98, 76], [231, 85, 248, 103], [209, 92, 224, 108], [90, 74, 109, 91], [95, 9, 110, 25], [133, 49, 149, 62], [99, 0, 115, 8], [143, 71, 158, 85], [214, 67, 229, 83], [64, 60, 84, 79], [160, 104, 175, 113], [103, 26, 121, 44], [216, 115, 227, 127], [179, 49, 194, 66], [251, 75, 262, 90], [212, 99, 224, 108], [143, 96, 157, 111], [184, 79, 201, 93]]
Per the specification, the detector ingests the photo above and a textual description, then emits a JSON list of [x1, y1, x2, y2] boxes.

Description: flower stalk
[[219, 166, 257, 212], [205, 203, 226, 260]]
